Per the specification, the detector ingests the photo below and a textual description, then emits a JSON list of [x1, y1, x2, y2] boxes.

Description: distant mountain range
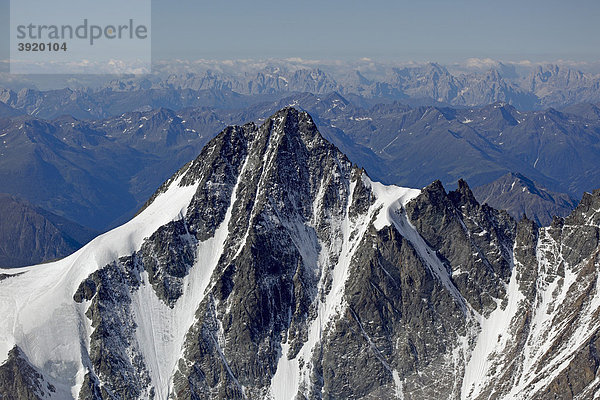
[[155, 62, 600, 110], [4, 62, 600, 119], [145, 62, 600, 110]]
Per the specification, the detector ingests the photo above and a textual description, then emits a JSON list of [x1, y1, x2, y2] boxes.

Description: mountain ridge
[[1, 108, 600, 399], [472, 172, 578, 226]]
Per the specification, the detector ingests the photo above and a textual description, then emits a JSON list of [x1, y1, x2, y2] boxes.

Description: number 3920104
[[17, 42, 68, 51]]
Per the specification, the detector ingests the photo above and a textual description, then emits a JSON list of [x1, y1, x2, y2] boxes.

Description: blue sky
[[2, 0, 600, 64], [150, 0, 600, 62]]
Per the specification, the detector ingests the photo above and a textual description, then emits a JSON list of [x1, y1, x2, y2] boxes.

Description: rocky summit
[[1, 108, 599, 399]]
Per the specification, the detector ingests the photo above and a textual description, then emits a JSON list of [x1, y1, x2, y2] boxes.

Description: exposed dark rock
[[139, 220, 197, 307], [0, 346, 55, 400], [405, 179, 514, 315], [74, 257, 151, 399]]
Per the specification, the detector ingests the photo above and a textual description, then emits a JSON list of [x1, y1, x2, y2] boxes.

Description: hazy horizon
[[1, 0, 600, 68]]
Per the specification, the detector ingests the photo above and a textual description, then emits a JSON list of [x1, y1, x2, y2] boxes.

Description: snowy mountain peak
[[1, 109, 600, 399]]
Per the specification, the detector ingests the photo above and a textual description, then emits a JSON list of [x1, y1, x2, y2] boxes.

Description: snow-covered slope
[[1, 108, 599, 400], [0, 168, 199, 397]]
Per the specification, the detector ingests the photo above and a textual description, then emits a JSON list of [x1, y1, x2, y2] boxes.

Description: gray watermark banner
[[10, 0, 151, 74]]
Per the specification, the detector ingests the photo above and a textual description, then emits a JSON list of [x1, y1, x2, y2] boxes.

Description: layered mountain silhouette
[[5, 62, 600, 120]]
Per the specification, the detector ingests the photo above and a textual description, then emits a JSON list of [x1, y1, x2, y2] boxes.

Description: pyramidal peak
[[1, 108, 600, 400]]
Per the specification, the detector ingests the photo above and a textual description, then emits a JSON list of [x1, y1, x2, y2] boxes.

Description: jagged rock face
[[169, 107, 360, 399], [461, 189, 600, 399], [0, 347, 57, 400], [405, 179, 515, 316], [1, 108, 600, 400]]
